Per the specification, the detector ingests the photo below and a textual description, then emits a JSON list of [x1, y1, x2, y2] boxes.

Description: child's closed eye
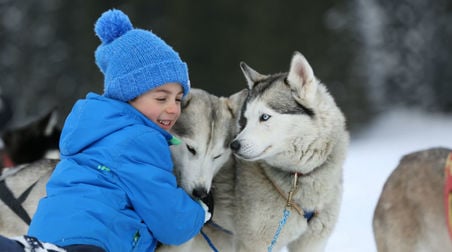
[[155, 97, 168, 102]]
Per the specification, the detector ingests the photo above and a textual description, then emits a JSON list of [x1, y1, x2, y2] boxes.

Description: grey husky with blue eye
[[229, 52, 349, 251]]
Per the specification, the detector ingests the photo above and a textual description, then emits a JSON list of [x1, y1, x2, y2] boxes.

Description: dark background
[[1, 0, 451, 135]]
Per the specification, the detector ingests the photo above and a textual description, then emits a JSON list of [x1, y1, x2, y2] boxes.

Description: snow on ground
[[280, 108, 452, 252]]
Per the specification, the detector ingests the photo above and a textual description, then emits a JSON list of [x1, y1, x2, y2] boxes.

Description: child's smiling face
[[129, 83, 183, 131]]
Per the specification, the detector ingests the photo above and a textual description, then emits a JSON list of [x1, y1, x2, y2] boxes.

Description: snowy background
[[281, 108, 452, 252]]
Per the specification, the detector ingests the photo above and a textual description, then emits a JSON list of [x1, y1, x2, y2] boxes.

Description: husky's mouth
[[235, 145, 272, 161]]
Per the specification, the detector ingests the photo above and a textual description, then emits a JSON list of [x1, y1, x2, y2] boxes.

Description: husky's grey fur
[[229, 52, 349, 251], [169, 88, 245, 202], [373, 147, 452, 252], [158, 88, 246, 251]]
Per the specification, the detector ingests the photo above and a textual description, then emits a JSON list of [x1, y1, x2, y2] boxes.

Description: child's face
[[129, 83, 183, 131]]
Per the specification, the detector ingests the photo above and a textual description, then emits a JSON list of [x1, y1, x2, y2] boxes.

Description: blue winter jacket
[[28, 93, 205, 251]]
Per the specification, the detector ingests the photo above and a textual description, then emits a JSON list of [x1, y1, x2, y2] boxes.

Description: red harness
[[444, 152, 452, 240]]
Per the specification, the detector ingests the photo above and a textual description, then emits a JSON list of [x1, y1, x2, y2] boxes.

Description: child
[[1, 9, 210, 252]]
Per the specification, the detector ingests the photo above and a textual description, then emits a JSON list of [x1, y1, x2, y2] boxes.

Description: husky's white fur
[[158, 88, 246, 251], [169, 88, 245, 201], [373, 147, 452, 252], [229, 52, 349, 251]]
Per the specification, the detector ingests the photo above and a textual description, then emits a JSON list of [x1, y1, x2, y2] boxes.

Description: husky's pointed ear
[[44, 108, 59, 136], [33, 108, 59, 137], [226, 88, 248, 118], [240, 62, 266, 89], [287, 52, 317, 103]]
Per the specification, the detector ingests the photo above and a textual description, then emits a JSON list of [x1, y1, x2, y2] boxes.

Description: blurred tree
[[0, 0, 450, 134], [351, 0, 452, 113]]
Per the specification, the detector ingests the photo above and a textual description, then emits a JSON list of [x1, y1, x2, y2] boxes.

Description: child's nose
[[167, 102, 180, 114]]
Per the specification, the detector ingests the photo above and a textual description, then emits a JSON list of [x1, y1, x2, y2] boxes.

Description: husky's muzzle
[[192, 187, 214, 221]]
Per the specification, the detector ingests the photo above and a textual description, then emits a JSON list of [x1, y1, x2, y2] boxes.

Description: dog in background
[[373, 147, 452, 252], [0, 109, 61, 237], [0, 92, 12, 132]]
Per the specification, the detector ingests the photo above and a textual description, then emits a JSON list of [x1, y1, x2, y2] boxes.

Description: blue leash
[[200, 229, 219, 252], [267, 172, 318, 251], [267, 172, 298, 252], [208, 220, 234, 235], [200, 220, 233, 252], [267, 208, 291, 252]]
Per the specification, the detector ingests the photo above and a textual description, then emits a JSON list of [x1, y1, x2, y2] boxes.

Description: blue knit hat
[[94, 9, 190, 101]]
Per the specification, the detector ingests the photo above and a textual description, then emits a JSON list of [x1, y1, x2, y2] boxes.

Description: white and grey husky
[[158, 88, 246, 252], [229, 51, 349, 251], [169, 88, 245, 204]]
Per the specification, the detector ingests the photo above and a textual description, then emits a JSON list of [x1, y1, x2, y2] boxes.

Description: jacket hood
[[59, 92, 171, 156]]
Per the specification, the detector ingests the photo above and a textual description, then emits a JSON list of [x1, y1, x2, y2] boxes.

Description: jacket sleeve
[[111, 130, 205, 245]]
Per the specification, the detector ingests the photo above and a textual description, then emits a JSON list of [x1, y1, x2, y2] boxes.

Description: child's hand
[[198, 200, 212, 223]]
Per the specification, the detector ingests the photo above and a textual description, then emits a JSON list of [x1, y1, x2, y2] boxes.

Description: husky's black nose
[[230, 140, 241, 151], [192, 187, 214, 221], [192, 187, 208, 199]]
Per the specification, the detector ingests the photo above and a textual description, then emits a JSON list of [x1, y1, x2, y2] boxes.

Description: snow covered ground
[[281, 108, 452, 251]]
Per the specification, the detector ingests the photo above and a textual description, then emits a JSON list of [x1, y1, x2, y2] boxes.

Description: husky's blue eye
[[260, 113, 271, 121]]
